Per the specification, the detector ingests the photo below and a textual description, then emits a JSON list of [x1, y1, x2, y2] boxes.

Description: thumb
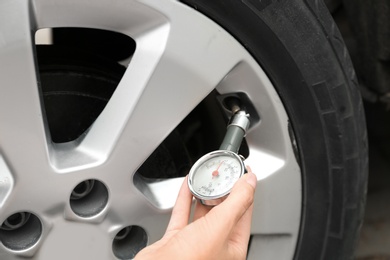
[[205, 170, 257, 237], [220, 170, 257, 221]]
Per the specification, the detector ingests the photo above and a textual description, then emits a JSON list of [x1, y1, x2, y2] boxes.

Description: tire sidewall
[[180, 0, 367, 259]]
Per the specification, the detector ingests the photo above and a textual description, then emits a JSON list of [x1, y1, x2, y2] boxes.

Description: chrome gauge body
[[188, 150, 245, 206], [188, 110, 250, 206]]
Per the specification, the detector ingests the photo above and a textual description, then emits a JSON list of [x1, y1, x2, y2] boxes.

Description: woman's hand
[[135, 167, 257, 260]]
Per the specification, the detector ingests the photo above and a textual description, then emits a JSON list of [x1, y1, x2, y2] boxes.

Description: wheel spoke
[[104, 181, 172, 244], [0, 1, 303, 259], [77, 13, 244, 176], [0, 0, 50, 177], [0, 156, 14, 207], [217, 62, 302, 235], [34, 0, 167, 36], [248, 235, 295, 260], [249, 153, 302, 234], [133, 176, 185, 210]]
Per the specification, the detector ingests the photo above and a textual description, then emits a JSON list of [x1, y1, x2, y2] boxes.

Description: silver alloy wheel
[[0, 0, 301, 259]]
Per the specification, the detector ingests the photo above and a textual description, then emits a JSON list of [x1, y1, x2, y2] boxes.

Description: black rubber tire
[[179, 0, 368, 259]]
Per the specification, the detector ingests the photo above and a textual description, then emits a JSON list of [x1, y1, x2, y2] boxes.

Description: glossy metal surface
[[188, 150, 245, 206], [0, 0, 302, 259]]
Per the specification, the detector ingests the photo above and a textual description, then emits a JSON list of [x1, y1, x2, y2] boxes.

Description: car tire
[[180, 0, 368, 259]]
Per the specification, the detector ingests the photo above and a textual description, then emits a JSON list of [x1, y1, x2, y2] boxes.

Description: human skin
[[135, 167, 257, 260]]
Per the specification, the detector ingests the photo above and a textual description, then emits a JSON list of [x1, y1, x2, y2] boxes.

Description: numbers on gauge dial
[[192, 154, 242, 197]]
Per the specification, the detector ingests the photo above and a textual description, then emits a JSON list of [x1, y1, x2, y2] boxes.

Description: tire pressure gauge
[[188, 110, 250, 206], [188, 150, 245, 206]]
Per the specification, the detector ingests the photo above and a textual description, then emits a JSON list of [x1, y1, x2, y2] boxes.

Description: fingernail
[[245, 172, 257, 189]]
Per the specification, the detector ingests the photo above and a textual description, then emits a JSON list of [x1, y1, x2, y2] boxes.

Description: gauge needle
[[212, 161, 224, 178]]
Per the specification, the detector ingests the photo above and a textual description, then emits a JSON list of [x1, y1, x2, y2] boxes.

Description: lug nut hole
[[112, 225, 147, 259], [70, 179, 108, 217], [1, 212, 31, 231], [0, 212, 42, 251], [71, 179, 95, 200]]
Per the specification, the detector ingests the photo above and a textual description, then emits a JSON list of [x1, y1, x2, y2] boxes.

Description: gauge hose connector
[[219, 110, 250, 153]]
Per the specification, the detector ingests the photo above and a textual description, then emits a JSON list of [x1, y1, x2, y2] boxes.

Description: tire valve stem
[[225, 97, 242, 115], [230, 103, 241, 114]]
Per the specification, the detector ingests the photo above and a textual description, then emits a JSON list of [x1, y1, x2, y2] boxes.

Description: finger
[[204, 171, 257, 238], [192, 199, 212, 221], [226, 165, 255, 246], [165, 176, 193, 234], [228, 201, 254, 249], [193, 166, 254, 222]]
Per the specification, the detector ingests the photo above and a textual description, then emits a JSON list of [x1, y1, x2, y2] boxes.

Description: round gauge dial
[[188, 150, 245, 202]]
